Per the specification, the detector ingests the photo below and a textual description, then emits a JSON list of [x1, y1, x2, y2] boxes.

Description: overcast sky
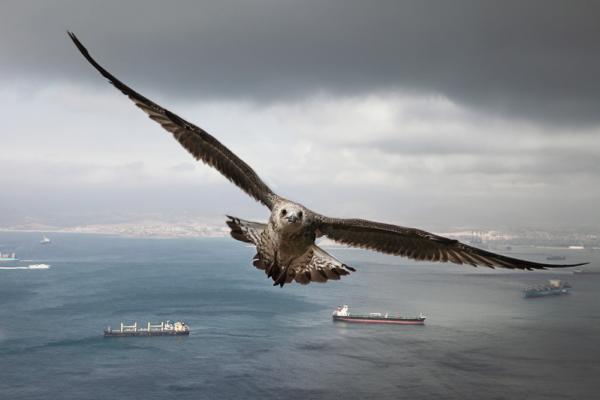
[[1, 0, 599, 231]]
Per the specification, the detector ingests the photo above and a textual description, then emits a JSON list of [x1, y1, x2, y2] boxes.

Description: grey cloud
[[351, 140, 600, 176], [169, 162, 197, 172], [3, 0, 600, 126], [357, 138, 495, 157], [439, 151, 600, 177], [364, 135, 600, 159]]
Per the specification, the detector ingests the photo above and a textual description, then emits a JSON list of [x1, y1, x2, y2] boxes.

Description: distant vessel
[[568, 245, 584, 250], [28, 264, 50, 269], [546, 255, 566, 261], [40, 235, 51, 245], [523, 280, 571, 298], [0, 264, 50, 270], [0, 252, 18, 262], [104, 320, 189, 337], [332, 305, 426, 325], [571, 267, 597, 275]]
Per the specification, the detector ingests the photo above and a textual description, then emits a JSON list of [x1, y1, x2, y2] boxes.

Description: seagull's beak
[[285, 214, 299, 223]]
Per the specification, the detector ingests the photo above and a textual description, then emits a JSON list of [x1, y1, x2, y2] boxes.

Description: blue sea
[[0, 231, 598, 399]]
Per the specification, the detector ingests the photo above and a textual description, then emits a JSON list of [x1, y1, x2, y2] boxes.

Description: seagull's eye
[[298, 211, 303, 219], [281, 209, 287, 216]]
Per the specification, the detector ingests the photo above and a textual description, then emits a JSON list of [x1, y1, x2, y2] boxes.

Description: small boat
[[40, 235, 51, 244], [28, 264, 50, 269], [0, 264, 50, 270], [104, 320, 190, 337], [523, 280, 571, 298], [332, 305, 425, 325]]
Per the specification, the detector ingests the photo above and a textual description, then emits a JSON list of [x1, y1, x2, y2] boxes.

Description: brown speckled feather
[[68, 32, 277, 210], [315, 216, 587, 270], [289, 245, 354, 285]]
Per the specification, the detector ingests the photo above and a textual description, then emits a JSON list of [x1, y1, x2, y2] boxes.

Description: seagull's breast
[[267, 223, 314, 265]]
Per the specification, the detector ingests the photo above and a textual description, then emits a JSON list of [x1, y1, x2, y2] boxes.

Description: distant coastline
[[0, 221, 229, 239], [1, 222, 598, 247]]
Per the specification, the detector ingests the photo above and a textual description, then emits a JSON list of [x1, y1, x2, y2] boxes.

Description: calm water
[[0, 232, 598, 399]]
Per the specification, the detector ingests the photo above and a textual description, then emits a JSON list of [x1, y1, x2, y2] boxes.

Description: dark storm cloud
[[2, 0, 600, 126]]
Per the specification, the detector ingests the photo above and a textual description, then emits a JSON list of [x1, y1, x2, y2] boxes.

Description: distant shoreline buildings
[[0, 220, 229, 239], [0, 221, 598, 247]]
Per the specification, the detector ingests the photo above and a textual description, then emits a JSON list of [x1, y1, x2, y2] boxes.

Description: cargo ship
[[0, 252, 18, 262], [104, 320, 189, 337], [523, 280, 571, 298], [332, 305, 426, 325]]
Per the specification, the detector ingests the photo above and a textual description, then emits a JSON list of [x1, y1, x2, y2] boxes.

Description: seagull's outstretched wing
[[68, 32, 278, 209], [315, 216, 588, 270]]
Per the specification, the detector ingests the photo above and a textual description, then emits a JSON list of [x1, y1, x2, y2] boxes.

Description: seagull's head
[[275, 204, 305, 232]]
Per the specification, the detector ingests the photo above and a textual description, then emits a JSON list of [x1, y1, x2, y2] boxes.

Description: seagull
[[68, 32, 588, 287]]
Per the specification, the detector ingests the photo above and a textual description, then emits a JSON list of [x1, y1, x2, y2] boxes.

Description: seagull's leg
[[266, 260, 277, 278], [273, 265, 289, 288], [274, 254, 302, 287], [265, 250, 278, 278]]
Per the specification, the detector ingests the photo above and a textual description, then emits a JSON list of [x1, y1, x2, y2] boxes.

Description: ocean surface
[[0, 231, 598, 399]]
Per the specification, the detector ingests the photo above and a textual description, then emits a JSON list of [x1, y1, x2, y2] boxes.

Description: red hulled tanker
[[332, 305, 426, 325]]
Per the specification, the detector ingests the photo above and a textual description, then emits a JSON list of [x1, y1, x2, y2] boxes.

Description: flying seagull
[[68, 32, 587, 286]]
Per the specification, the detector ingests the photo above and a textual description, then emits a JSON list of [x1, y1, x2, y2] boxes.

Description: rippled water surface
[[0, 232, 598, 399]]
